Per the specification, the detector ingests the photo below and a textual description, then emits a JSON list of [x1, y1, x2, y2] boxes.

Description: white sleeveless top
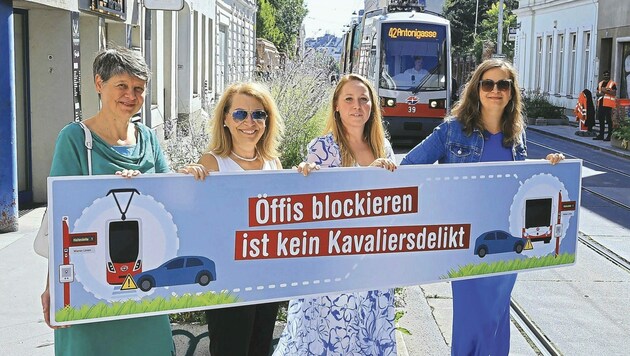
[[209, 152, 278, 172]]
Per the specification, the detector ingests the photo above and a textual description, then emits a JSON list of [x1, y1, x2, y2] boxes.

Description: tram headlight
[[382, 97, 396, 107], [429, 99, 445, 109]]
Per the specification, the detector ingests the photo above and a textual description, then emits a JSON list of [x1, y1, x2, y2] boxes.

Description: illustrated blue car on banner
[[474, 230, 527, 258], [134, 256, 217, 292]]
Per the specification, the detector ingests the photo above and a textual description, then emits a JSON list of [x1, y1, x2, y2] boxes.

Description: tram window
[[108, 221, 140, 263], [525, 198, 553, 228]]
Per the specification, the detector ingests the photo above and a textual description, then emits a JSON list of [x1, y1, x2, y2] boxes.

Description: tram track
[[528, 138, 630, 179], [510, 299, 560, 356], [509, 138, 630, 355], [509, 230, 630, 356], [578, 232, 630, 273], [528, 139, 630, 269]]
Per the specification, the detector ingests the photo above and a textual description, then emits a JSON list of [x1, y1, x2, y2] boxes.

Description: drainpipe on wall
[[0, 0, 19, 232], [143, 7, 152, 127]]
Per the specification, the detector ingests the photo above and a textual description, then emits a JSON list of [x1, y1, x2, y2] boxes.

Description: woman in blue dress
[[274, 74, 397, 356], [400, 59, 564, 355]]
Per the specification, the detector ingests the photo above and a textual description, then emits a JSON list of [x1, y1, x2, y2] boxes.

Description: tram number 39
[[408, 106, 416, 113]]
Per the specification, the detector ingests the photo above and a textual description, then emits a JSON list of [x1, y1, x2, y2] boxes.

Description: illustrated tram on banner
[[340, 0, 453, 142]]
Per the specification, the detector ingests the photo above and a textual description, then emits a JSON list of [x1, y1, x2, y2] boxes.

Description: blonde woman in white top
[[182, 81, 283, 356]]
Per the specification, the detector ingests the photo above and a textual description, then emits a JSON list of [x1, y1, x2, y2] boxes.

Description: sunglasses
[[228, 109, 268, 122], [479, 79, 512, 93]]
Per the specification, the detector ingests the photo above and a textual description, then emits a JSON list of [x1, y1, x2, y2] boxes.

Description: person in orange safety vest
[[594, 70, 617, 141], [574, 89, 595, 133]]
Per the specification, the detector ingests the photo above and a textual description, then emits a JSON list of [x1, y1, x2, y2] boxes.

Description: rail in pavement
[[526, 122, 630, 160]]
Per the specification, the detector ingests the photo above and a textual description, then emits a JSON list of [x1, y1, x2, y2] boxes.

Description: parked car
[[474, 230, 527, 258], [134, 256, 216, 292]]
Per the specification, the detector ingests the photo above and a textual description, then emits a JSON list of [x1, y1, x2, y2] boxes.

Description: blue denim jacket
[[401, 119, 527, 165]]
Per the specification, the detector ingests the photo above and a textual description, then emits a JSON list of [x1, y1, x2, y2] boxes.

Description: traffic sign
[[121, 275, 138, 290], [508, 27, 517, 41]]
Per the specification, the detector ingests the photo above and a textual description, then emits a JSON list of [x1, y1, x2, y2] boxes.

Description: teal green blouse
[[50, 121, 174, 355], [50, 121, 170, 176]]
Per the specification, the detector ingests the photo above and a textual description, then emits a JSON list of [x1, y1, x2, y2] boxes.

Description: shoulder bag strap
[[78, 122, 93, 175]]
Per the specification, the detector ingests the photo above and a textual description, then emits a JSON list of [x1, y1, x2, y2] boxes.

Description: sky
[[303, 0, 365, 38]]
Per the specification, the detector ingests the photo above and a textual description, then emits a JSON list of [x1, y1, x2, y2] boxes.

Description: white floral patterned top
[[273, 133, 398, 356]]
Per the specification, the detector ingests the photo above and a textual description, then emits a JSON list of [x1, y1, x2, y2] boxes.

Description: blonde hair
[[207, 82, 283, 160], [325, 74, 389, 166], [450, 58, 525, 145]]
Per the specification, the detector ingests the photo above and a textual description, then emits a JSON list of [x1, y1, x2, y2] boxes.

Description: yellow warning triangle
[[121, 274, 138, 290], [524, 239, 534, 250]]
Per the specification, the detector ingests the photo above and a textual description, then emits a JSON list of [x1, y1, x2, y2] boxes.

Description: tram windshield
[[109, 220, 140, 263], [379, 22, 447, 91]]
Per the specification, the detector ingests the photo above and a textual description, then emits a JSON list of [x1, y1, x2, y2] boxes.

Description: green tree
[[257, 0, 283, 46], [472, 1, 517, 61], [444, 0, 517, 58], [444, 0, 484, 55], [257, 0, 308, 56]]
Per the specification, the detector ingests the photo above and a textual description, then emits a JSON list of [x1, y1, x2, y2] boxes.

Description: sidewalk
[[1, 122, 627, 356], [526, 120, 630, 159], [0, 207, 53, 355]]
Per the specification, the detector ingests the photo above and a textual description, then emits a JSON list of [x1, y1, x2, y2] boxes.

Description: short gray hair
[[92, 46, 151, 82]]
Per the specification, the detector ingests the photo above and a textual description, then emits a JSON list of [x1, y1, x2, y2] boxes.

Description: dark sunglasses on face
[[228, 109, 268, 122], [479, 79, 512, 93]]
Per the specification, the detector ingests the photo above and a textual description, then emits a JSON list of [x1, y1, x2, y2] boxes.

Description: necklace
[[231, 151, 258, 162]]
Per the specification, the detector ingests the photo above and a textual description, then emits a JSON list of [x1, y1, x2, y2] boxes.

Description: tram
[[341, 0, 453, 142]]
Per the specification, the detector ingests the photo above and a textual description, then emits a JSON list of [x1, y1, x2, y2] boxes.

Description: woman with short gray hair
[[40, 46, 173, 355]]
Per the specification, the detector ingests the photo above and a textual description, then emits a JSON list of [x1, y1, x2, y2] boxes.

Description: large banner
[[47, 160, 581, 326]]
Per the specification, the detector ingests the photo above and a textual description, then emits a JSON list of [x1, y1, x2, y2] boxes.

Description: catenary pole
[[497, 0, 504, 55], [474, 0, 479, 37]]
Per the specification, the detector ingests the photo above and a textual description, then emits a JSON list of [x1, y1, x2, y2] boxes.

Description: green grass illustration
[[56, 291, 240, 322], [444, 253, 576, 279]]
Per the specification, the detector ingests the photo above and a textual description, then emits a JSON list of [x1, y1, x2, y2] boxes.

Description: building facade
[[513, 0, 599, 110], [4, 0, 257, 212], [597, 0, 630, 101]]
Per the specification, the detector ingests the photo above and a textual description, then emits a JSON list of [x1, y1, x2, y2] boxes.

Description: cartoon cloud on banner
[[69, 189, 180, 301]]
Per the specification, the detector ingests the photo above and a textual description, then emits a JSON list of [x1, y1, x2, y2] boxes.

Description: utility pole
[[474, 0, 479, 37], [0, 0, 18, 232], [497, 0, 504, 55]]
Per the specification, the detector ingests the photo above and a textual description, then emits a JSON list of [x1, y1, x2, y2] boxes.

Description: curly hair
[[324, 74, 389, 166], [450, 58, 525, 146], [207, 82, 283, 161]]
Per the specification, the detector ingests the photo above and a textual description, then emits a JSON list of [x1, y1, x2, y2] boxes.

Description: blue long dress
[[402, 127, 519, 356], [449, 132, 517, 356]]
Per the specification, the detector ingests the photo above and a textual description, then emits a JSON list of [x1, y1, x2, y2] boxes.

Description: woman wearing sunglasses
[[273, 74, 397, 356], [400, 59, 564, 355], [181, 82, 283, 356]]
